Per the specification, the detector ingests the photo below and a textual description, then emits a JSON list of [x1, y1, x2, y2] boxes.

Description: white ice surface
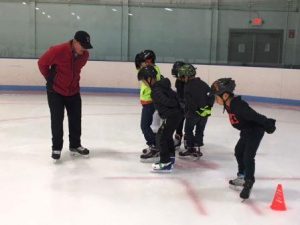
[[0, 93, 299, 225]]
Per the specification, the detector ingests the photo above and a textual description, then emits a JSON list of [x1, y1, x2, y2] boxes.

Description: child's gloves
[[264, 118, 276, 134], [196, 106, 212, 117]]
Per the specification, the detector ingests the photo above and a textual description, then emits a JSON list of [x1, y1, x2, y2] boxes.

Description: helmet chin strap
[[220, 94, 230, 113], [146, 77, 153, 87]]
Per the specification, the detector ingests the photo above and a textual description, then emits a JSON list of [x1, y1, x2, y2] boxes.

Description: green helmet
[[178, 64, 196, 78]]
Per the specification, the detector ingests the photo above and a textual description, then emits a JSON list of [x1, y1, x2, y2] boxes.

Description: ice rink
[[0, 92, 299, 225]]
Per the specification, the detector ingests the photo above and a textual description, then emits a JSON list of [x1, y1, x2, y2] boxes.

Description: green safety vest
[[140, 65, 161, 103]]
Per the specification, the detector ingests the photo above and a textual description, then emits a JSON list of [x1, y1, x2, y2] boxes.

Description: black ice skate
[[240, 180, 254, 200], [179, 147, 202, 160], [69, 146, 89, 157], [52, 150, 61, 161], [142, 145, 156, 154], [140, 147, 159, 163]]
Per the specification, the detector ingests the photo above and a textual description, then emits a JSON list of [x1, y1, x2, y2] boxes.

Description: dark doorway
[[228, 29, 283, 66]]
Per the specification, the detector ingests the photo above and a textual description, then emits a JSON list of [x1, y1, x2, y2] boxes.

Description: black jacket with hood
[[184, 77, 214, 118], [151, 78, 183, 119]]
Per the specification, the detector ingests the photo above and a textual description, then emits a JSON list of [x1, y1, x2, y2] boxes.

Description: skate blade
[[70, 152, 89, 158], [151, 169, 172, 173], [140, 157, 159, 163], [229, 184, 243, 191], [178, 155, 201, 161], [52, 159, 61, 164]]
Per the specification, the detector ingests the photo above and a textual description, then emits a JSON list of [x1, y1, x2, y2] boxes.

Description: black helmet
[[211, 78, 236, 96], [135, 52, 144, 69], [178, 64, 196, 78], [137, 65, 157, 81], [141, 50, 156, 63], [171, 61, 185, 77]]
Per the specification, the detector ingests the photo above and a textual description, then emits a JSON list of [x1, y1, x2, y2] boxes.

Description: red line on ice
[[104, 176, 207, 216]]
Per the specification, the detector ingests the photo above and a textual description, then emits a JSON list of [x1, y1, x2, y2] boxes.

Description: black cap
[[74, 31, 93, 49]]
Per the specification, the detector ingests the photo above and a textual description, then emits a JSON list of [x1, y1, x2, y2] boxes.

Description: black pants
[[235, 127, 265, 182], [156, 113, 183, 163], [47, 91, 82, 150], [184, 115, 208, 148], [140, 103, 156, 146], [175, 117, 185, 136]]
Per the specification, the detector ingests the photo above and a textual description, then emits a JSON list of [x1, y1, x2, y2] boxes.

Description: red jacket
[[38, 41, 89, 96]]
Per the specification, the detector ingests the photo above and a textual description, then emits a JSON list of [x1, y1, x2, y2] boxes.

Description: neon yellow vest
[[140, 65, 161, 103]]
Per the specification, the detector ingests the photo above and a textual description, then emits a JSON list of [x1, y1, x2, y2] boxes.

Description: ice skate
[[194, 146, 203, 158], [240, 180, 254, 200], [142, 145, 156, 154], [140, 147, 159, 163], [69, 146, 89, 157], [229, 173, 245, 187], [52, 150, 61, 162], [179, 147, 202, 160]]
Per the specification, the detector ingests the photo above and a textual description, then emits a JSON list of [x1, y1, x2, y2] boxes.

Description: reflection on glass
[[238, 44, 246, 53], [0, 1, 299, 68]]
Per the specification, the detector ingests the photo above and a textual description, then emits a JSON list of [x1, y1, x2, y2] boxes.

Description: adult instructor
[[38, 31, 93, 160]]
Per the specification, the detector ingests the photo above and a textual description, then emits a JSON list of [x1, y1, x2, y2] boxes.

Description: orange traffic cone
[[270, 184, 287, 211]]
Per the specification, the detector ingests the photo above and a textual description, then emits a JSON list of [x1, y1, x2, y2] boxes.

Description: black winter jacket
[[151, 78, 183, 119], [184, 77, 214, 117], [175, 79, 185, 101], [225, 96, 274, 131]]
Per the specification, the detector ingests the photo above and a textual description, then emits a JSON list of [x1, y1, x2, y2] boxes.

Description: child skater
[[137, 65, 183, 172], [211, 78, 276, 199], [178, 64, 214, 159], [135, 50, 162, 162]]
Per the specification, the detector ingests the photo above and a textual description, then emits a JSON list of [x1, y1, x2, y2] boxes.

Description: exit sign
[[251, 18, 263, 26]]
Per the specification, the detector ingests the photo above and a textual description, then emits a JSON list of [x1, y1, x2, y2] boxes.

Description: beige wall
[[0, 59, 299, 100]]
